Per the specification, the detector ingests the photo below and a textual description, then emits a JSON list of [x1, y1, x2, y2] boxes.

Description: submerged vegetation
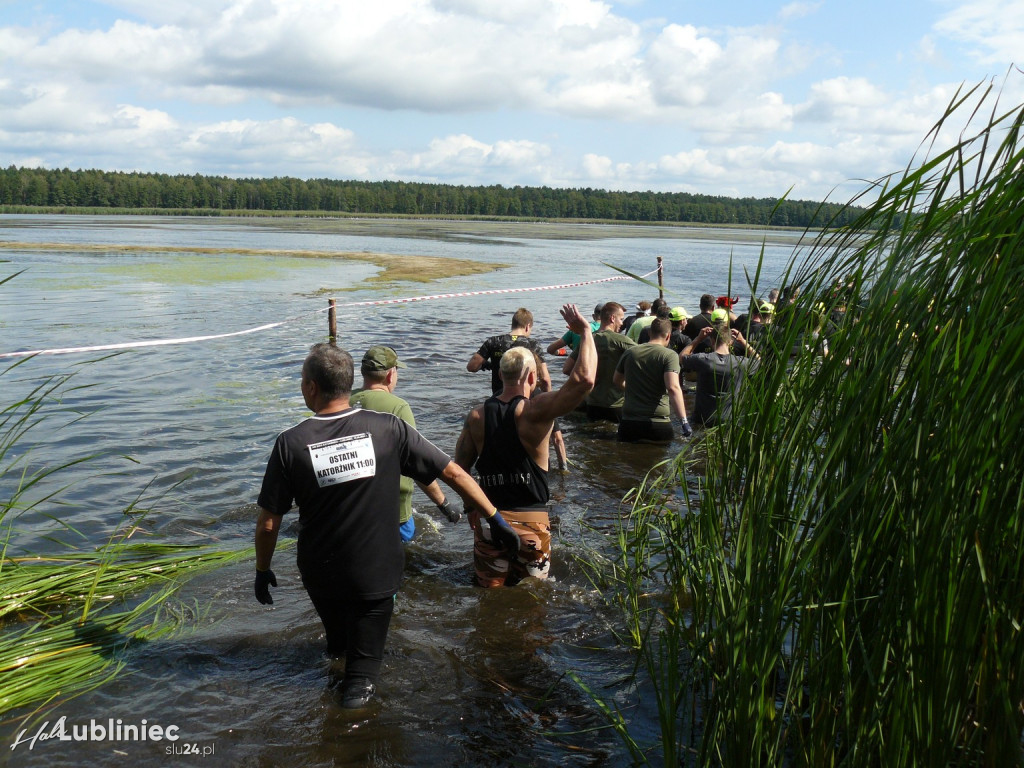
[[0, 357, 255, 718], [583, 81, 1024, 764]]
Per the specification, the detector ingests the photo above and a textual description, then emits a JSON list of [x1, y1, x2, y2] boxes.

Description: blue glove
[[485, 511, 520, 554], [254, 569, 277, 605], [680, 419, 693, 438], [436, 499, 461, 524]]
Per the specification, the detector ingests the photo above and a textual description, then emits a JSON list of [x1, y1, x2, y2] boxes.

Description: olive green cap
[[361, 345, 406, 371]]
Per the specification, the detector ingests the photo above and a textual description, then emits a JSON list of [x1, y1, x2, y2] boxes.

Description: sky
[[1, 0, 1022, 203]]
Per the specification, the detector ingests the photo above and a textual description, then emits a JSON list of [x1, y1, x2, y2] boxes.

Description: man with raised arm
[[680, 314, 761, 427], [467, 307, 567, 470], [254, 343, 517, 710], [455, 304, 596, 587]]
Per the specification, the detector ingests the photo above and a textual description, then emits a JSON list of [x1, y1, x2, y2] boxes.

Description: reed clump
[[590, 80, 1024, 765], [1, 354, 256, 718]]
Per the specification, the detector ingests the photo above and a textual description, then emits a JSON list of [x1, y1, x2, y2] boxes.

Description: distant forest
[[0, 166, 860, 227]]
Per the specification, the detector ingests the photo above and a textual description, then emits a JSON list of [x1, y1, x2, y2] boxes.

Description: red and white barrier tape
[[324, 272, 642, 310], [1, 270, 651, 359]]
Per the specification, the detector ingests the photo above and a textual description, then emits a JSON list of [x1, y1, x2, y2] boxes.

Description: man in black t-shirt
[[467, 307, 567, 468], [255, 343, 516, 709], [467, 307, 550, 394], [684, 294, 717, 353]]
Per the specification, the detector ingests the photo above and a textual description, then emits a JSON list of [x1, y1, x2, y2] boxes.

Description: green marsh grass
[[1, 353, 258, 719], [582, 81, 1024, 766]]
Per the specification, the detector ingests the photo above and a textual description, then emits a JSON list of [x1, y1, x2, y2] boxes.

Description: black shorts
[[617, 419, 674, 443], [586, 404, 622, 423]]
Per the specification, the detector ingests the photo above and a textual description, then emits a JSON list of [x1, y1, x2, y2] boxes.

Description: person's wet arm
[[255, 507, 282, 571], [454, 410, 481, 471], [440, 461, 492, 514], [664, 370, 688, 422]]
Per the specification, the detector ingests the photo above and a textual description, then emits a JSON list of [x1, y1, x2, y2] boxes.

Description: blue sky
[[1, 0, 1021, 202]]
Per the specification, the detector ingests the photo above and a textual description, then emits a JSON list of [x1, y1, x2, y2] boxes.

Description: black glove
[[485, 511, 520, 554], [680, 419, 693, 438], [254, 569, 277, 605], [436, 499, 461, 524], [479, 358, 493, 370]]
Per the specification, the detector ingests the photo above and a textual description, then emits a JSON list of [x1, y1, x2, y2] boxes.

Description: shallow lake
[[0, 215, 801, 766]]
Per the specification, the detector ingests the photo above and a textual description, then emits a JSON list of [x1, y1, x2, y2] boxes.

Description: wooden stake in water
[[328, 299, 337, 341], [657, 256, 664, 299]]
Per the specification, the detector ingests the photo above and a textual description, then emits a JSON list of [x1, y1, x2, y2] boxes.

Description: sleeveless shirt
[[473, 395, 549, 510]]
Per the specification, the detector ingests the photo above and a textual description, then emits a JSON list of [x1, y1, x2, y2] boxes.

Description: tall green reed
[[585, 79, 1024, 766]]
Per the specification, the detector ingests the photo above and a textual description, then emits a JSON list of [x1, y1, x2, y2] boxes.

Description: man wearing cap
[[614, 318, 692, 442], [563, 301, 635, 422], [351, 345, 459, 542], [456, 304, 596, 587], [668, 307, 692, 353], [638, 304, 693, 353], [254, 343, 517, 709]]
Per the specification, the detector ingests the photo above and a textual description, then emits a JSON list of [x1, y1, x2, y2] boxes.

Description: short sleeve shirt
[[257, 408, 450, 598], [477, 333, 546, 394], [615, 343, 681, 422], [679, 352, 760, 425], [582, 330, 636, 409], [349, 388, 417, 523]]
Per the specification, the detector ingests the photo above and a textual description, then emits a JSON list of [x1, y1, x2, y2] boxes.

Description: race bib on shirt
[[308, 433, 376, 487]]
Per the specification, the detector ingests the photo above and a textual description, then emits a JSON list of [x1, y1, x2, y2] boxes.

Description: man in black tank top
[[456, 304, 597, 587], [465, 307, 568, 470]]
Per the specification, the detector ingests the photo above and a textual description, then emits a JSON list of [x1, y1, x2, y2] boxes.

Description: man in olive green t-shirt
[[565, 301, 635, 422], [613, 318, 692, 442], [351, 346, 459, 541]]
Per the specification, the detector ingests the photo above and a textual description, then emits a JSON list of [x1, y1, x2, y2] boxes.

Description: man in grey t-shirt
[[679, 321, 760, 426]]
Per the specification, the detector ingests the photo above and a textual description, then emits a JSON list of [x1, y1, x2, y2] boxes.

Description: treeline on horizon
[[0, 165, 862, 227]]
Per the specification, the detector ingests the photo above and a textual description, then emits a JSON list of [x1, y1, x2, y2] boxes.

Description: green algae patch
[[0, 241, 505, 287]]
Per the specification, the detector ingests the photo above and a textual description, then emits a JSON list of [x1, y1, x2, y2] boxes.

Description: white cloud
[[658, 149, 724, 180], [779, 2, 822, 21], [0, 0, 1019, 201], [395, 133, 553, 181], [0, 26, 38, 61], [582, 153, 614, 178], [933, 0, 1024, 65], [646, 24, 783, 109], [182, 117, 360, 174], [25, 20, 197, 83], [113, 104, 176, 132]]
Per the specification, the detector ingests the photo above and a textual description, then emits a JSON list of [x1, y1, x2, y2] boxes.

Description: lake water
[[0, 215, 800, 767]]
